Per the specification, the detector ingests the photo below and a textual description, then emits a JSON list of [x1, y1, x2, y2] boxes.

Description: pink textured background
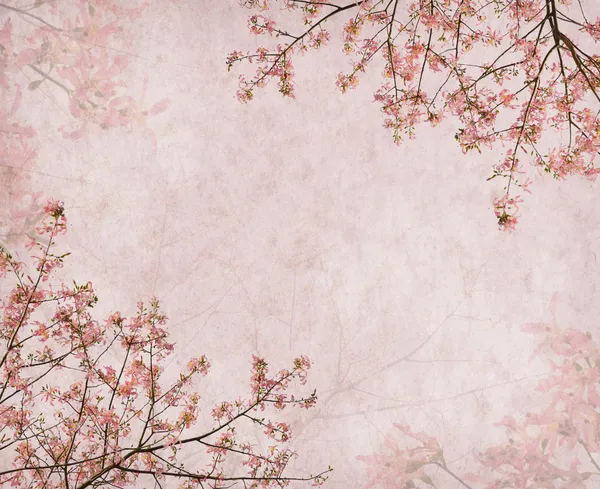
[[10, 1, 600, 487]]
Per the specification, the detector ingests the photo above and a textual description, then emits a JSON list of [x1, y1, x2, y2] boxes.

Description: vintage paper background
[[4, 1, 600, 487]]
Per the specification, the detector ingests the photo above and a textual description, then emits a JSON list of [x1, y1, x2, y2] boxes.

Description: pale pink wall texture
[[7, 1, 600, 487]]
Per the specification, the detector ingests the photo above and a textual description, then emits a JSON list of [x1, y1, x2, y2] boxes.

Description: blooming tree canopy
[[0, 202, 332, 489], [228, 0, 600, 230]]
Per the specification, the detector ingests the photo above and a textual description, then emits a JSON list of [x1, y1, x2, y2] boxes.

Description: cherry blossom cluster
[[0, 202, 332, 489], [229, 0, 600, 230]]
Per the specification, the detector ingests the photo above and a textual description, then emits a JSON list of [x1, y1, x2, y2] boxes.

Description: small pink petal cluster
[[249, 15, 277, 36], [0, 203, 332, 489], [357, 294, 600, 489], [492, 194, 524, 232], [249, 354, 314, 410], [230, 0, 600, 230]]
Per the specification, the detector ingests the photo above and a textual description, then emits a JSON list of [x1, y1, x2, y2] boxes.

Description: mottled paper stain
[[7, 0, 600, 488]]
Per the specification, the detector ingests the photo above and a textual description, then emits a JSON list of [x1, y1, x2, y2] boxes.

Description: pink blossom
[[230, 0, 600, 229], [0, 205, 329, 488]]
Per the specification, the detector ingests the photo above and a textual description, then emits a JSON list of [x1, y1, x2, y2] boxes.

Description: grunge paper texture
[[3, 1, 600, 488]]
